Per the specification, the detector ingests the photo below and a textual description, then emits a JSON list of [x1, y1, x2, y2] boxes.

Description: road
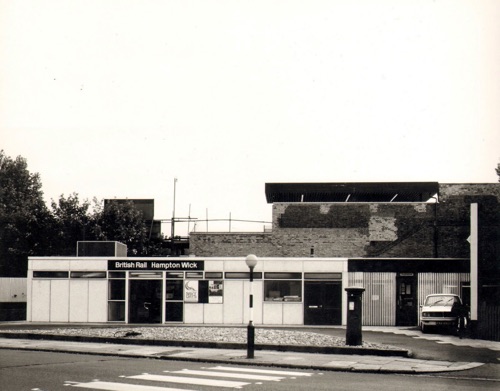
[[1, 349, 499, 391]]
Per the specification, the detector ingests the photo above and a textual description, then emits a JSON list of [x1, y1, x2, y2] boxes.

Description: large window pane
[[165, 302, 183, 322], [166, 280, 183, 301], [108, 301, 125, 321], [264, 281, 302, 302], [108, 279, 125, 300]]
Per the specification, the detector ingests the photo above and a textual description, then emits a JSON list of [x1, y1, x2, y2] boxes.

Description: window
[[205, 272, 223, 279], [264, 280, 302, 302], [264, 272, 302, 279], [108, 275, 126, 322], [165, 280, 183, 301], [70, 271, 106, 278], [186, 271, 203, 279], [33, 271, 69, 278], [108, 302, 125, 322], [108, 279, 125, 300], [108, 272, 125, 278], [224, 272, 263, 279], [129, 272, 162, 278], [304, 273, 342, 280]]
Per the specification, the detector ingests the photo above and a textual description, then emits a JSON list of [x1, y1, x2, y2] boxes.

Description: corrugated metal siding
[[0, 278, 27, 302], [348, 272, 396, 326], [418, 273, 470, 307]]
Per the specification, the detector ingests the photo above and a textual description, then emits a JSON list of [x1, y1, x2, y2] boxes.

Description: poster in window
[[184, 280, 199, 302], [208, 280, 223, 304]]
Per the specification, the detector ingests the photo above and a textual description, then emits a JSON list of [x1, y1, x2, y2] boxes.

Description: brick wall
[[189, 233, 276, 257], [273, 202, 437, 257], [189, 183, 500, 259]]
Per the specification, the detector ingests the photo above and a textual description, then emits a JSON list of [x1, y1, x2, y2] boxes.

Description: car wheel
[[421, 323, 430, 334]]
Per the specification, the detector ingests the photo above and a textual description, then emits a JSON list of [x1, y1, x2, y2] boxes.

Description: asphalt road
[[1, 349, 499, 391]]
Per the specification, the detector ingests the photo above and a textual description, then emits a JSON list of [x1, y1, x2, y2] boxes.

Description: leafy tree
[[0, 151, 170, 275], [496, 162, 500, 182], [50, 193, 94, 256], [91, 199, 148, 256], [0, 151, 52, 276]]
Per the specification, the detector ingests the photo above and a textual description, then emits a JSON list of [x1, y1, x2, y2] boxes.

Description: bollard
[[345, 287, 365, 346]]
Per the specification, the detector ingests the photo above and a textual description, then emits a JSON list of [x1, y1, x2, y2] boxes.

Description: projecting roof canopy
[[265, 182, 439, 203]]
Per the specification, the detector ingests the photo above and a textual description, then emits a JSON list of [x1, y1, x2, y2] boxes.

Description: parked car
[[420, 293, 469, 335]]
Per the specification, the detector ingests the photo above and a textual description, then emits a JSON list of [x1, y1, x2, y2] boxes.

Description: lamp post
[[245, 254, 258, 359]]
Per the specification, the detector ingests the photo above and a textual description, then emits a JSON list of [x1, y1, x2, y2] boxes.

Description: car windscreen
[[425, 295, 457, 306]]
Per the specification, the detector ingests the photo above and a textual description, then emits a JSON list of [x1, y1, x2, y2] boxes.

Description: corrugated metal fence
[[349, 272, 470, 326], [349, 272, 396, 325], [418, 273, 470, 306]]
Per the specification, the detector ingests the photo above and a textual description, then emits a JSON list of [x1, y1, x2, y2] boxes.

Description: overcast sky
[[1, 0, 499, 236]]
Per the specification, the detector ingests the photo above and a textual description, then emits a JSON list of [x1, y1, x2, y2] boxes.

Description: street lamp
[[245, 254, 258, 359]]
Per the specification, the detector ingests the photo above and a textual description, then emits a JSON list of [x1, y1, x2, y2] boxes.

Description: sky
[[1, 0, 499, 236]]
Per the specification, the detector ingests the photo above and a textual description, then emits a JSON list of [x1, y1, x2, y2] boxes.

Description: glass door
[[165, 277, 184, 322], [128, 280, 162, 323], [396, 274, 418, 326]]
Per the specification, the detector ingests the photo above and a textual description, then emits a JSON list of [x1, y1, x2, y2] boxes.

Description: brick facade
[[189, 183, 500, 261]]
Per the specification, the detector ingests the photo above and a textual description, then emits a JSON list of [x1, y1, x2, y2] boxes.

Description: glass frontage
[[165, 274, 184, 322], [108, 274, 126, 321], [129, 279, 162, 323]]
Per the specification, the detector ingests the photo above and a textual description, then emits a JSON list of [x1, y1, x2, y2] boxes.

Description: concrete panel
[[263, 260, 302, 272], [263, 303, 283, 324], [204, 304, 223, 324], [223, 261, 254, 272], [31, 280, 50, 322], [184, 303, 204, 323], [31, 260, 70, 270], [69, 280, 89, 322], [303, 260, 346, 272], [204, 261, 224, 272], [50, 280, 69, 322], [88, 280, 108, 322], [223, 281, 244, 324], [283, 303, 303, 324], [69, 259, 107, 271]]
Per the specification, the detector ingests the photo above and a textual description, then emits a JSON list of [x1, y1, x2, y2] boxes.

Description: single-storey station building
[[27, 251, 468, 327], [25, 182, 499, 339]]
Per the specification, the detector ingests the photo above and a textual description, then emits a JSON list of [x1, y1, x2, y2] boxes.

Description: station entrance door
[[129, 280, 162, 323], [396, 274, 418, 326], [304, 281, 342, 325]]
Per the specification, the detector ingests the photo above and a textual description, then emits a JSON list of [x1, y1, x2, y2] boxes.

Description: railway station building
[[26, 182, 499, 339]]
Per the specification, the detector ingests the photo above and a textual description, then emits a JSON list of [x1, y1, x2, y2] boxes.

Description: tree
[[50, 193, 94, 256], [91, 199, 148, 256], [0, 151, 52, 276], [496, 162, 500, 182]]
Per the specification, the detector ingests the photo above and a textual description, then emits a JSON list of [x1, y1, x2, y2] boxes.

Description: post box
[[345, 286, 365, 346]]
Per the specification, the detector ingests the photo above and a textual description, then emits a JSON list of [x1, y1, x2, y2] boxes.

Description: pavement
[[0, 324, 498, 374]]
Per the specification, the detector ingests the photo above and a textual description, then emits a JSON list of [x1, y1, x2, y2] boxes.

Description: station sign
[[108, 260, 204, 271]]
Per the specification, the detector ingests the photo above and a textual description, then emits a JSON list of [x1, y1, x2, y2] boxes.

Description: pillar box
[[345, 287, 365, 346]]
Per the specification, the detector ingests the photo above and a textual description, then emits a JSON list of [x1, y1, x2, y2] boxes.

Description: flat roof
[[265, 182, 439, 203]]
